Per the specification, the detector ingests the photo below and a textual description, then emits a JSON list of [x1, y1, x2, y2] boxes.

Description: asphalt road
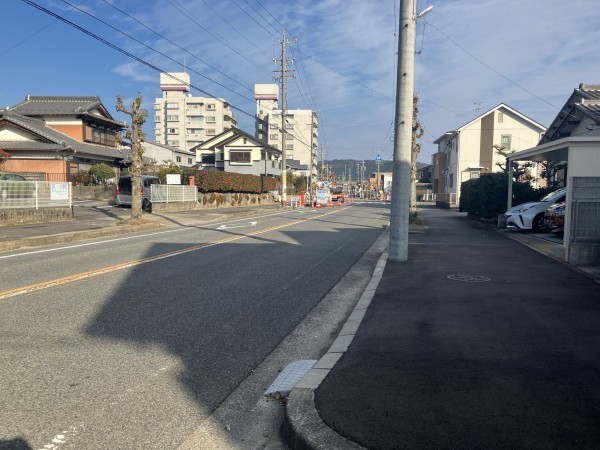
[[0, 202, 389, 449]]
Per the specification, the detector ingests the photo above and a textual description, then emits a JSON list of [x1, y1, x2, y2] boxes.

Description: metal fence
[[0, 181, 72, 209], [150, 185, 198, 204]]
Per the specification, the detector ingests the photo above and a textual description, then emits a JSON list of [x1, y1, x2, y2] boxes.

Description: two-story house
[[0, 96, 125, 181], [432, 104, 546, 205], [194, 127, 282, 177]]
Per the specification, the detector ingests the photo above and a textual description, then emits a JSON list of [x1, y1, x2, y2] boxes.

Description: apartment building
[[254, 84, 318, 180], [153, 72, 236, 152]]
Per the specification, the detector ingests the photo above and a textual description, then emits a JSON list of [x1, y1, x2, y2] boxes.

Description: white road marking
[[217, 221, 257, 230]]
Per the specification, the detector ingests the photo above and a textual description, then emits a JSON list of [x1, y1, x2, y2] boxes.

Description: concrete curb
[[283, 234, 389, 449]]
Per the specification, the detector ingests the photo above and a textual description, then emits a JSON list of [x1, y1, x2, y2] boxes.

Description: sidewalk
[[285, 205, 600, 449]]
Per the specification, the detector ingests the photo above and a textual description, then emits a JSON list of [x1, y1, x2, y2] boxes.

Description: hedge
[[191, 170, 279, 194], [460, 173, 553, 221]]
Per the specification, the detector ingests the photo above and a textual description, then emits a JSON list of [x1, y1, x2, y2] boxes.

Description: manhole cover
[[447, 274, 491, 282]]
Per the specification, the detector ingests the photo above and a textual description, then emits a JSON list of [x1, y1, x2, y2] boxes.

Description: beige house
[[432, 104, 546, 205], [194, 127, 282, 177]]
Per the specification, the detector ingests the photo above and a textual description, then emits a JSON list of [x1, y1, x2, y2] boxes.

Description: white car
[[504, 188, 567, 232]]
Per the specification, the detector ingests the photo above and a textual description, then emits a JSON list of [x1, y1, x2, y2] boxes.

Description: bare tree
[[494, 145, 534, 183], [116, 94, 147, 223], [410, 94, 425, 219]]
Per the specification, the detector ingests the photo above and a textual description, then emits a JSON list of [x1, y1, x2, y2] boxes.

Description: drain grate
[[447, 274, 491, 282]]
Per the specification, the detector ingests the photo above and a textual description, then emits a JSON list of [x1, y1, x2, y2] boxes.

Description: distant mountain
[[321, 159, 428, 182]]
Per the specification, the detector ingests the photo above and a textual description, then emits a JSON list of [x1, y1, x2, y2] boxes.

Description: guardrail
[[151, 185, 198, 204], [0, 181, 72, 209]]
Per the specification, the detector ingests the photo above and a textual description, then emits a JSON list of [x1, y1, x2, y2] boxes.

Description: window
[[166, 115, 179, 121], [206, 129, 216, 136], [201, 154, 215, 164], [501, 134, 512, 150], [187, 103, 202, 109], [187, 115, 204, 123], [166, 102, 179, 109], [188, 158, 193, 164], [187, 128, 204, 135], [270, 134, 279, 140], [449, 173, 454, 188], [206, 116, 216, 123], [206, 104, 216, 110], [498, 111, 504, 123], [83, 126, 116, 147], [167, 128, 178, 134], [270, 124, 278, 129], [167, 140, 179, 146], [285, 134, 294, 140], [286, 144, 294, 150], [155, 129, 161, 135], [153, 104, 161, 110], [154, 116, 161, 123], [230, 151, 251, 163], [285, 123, 294, 129], [176, 156, 181, 162], [469, 170, 480, 180]]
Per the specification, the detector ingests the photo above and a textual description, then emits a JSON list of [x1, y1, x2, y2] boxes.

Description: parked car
[[116, 175, 160, 210], [504, 188, 567, 232], [544, 201, 566, 236], [0, 172, 31, 205]]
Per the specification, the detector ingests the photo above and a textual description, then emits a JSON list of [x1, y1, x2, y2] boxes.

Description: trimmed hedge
[[191, 170, 278, 194], [460, 173, 552, 221]]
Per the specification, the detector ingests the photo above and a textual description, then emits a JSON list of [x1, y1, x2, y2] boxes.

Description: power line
[[99, 0, 252, 94], [20, 0, 259, 122]]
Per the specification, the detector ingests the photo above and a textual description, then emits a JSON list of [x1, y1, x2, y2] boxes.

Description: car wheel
[[142, 198, 150, 210], [532, 212, 545, 232]]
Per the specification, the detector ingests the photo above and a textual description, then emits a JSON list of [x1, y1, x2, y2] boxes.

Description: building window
[[449, 173, 454, 188], [285, 123, 294, 129], [187, 128, 204, 135], [206, 129, 216, 136], [206, 116, 216, 123], [270, 123, 278, 129], [166, 115, 179, 121], [285, 134, 294, 140], [230, 151, 251, 163], [498, 111, 504, 123], [206, 104, 216, 110], [167, 140, 179, 146], [166, 102, 179, 109], [154, 116, 161, 123], [155, 129, 161, 135], [270, 134, 279, 140], [501, 134, 512, 150], [153, 104, 161, 110], [176, 156, 182, 163], [201, 154, 215, 164], [168, 128, 178, 134], [188, 158, 193, 164], [286, 144, 294, 150], [83, 126, 116, 147], [187, 103, 202, 109]]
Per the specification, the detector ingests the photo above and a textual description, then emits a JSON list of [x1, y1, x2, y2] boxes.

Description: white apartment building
[[254, 84, 318, 179], [153, 72, 236, 152]]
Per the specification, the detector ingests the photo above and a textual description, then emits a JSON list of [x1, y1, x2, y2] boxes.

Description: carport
[[507, 136, 600, 265]]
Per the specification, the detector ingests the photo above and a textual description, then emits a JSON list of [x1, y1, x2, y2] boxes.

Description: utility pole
[[375, 151, 383, 194], [274, 30, 294, 205], [389, 0, 418, 261]]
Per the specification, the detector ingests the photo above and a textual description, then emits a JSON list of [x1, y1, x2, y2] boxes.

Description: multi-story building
[[432, 103, 546, 205], [254, 84, 318, 180], [153, 72, 236, 152]]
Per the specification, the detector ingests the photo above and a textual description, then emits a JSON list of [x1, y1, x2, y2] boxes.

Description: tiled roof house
[[0, 96, 126, 181]]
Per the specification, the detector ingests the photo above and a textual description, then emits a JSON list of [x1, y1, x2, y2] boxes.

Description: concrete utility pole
[[389, 0, 417, 261], [275, 30, 294, 206]]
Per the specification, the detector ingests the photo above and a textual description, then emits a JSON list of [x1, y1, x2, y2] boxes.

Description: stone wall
[[0, 207, 74, 226], [72, 185, 116, 200], [151, 192, 275, 213]]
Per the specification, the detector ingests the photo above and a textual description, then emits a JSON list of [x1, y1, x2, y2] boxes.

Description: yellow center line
[[0, 208, 344, 301]]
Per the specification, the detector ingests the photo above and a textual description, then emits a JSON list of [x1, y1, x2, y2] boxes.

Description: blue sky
[[2, 0, 599, 164]]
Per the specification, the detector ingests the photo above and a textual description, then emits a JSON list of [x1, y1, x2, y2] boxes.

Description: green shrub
[[88, 163, 115, 184], [191, 170, 278, 194]]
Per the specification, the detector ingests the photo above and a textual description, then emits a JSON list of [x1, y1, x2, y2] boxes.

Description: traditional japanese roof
[[540, 84, 600, 144], [0, 110, 123, 159], [193, 127, 282, 155], [7, 95, 125, 129]]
